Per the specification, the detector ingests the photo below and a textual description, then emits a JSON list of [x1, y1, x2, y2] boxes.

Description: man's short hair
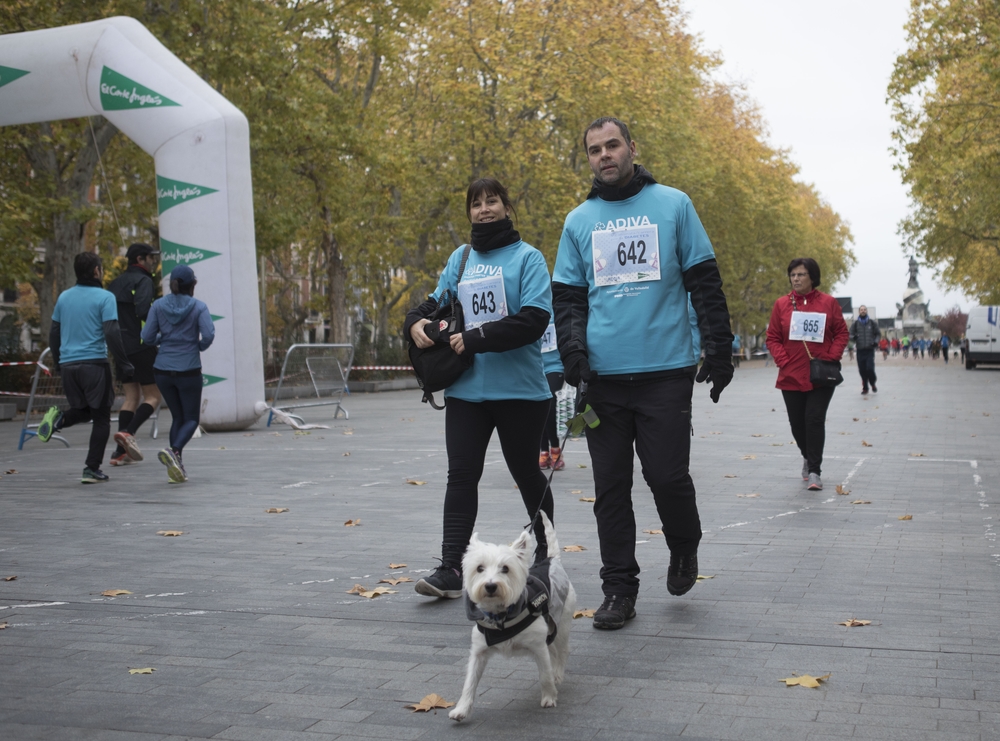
[[583, 116, 632, 150], [74, 252, 103, 281], [787, 257, 821, 289]]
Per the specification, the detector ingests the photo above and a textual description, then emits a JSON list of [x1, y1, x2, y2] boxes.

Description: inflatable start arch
[[0, 16, 264, 430]]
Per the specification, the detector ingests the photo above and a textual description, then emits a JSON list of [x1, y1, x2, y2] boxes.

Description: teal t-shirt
[[51, 285, 118, 364], [431, 241, 552, 402], [553, 184, 715, 374]]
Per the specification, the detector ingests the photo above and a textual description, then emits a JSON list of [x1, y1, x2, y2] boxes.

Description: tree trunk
[[322, 207, 349, 344], [28, 118, 119, 343]]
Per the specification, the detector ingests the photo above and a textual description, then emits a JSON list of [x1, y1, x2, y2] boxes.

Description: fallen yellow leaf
[[265, 507, 289, 514], [853, 417, 859, 421], [346, 584, 367, 595], [388, 563, 407, 569], [573, 609, 596, 619], [577, 464, 587, 468], [851, 500, 872, 505], [3, 576, 16, 581], [379, 577, 412, 586], [643, 529, 663, 535], [837, 619, 872, 627], [724, 474, 738, 478], [751, 434, 763, 437], [835, 485, 850, 495], [779, 673, 830, 688], [570, 489, 582, 494], [736, 493, 760, 498], [909, 453, 926, 457], [742, 455, 756, 460], [128, 668, 155, 675], [770, 443, 783, 446], [101, 589, 132, 597], [0, 622, 8, 629], [356, 586, 396, 599], [343, 452, 350, 456], [898, 514, 913, 521], [157, 530, 184, 537], [862, 441, 872, 447], [405, 480, 427, 486], [405, 693, 455, 712], [218, 446, 226, 450], [344, 519, 361, 527], [343, 430, 354, 435], [4, 469, 18, 474], [696, 574, 715, 581], [579, 497, 596, 503], [563, 545, 586, 552]]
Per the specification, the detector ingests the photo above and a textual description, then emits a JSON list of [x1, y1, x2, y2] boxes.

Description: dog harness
[[465, 558, 559, 647]]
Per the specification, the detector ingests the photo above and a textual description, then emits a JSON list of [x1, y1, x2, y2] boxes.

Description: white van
[[965, 306, 1000, 369]]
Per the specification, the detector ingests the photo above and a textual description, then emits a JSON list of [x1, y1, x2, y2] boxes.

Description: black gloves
[[695, 352, 733, 403], [564, 354, 597, 388]]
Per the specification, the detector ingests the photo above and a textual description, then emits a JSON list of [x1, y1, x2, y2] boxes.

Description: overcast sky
[[683, 0, 972, 320]]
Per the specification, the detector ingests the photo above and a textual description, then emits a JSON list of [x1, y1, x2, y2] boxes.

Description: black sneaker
[[667, 552, 698, 596], [871, 383, 877, 393], [81, 468, 110, 484], [414, 564, 463, 599], [593, 594, 636, 630]]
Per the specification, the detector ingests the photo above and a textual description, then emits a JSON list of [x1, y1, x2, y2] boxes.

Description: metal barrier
[[17, 348, 160, 450], [266, 343, 354, 425]]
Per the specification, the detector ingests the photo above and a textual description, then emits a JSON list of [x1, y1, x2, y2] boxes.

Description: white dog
[[449, 511, 576, 721]]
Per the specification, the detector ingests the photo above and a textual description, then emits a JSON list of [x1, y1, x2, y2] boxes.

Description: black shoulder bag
[[791, 294, 843, 388], [408, 245, 474, 409]]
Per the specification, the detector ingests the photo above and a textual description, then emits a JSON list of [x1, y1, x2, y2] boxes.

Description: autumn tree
[[890, 0, 1000, 304]]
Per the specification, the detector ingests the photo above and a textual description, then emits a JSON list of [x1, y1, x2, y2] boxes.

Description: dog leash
[[524, 381, 600, 536]]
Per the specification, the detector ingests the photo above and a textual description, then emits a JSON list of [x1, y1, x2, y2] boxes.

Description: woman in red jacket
[[766, 258, 849, 491]]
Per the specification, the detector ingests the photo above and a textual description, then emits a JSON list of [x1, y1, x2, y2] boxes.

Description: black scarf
[[76, 275, 103, 288], [587, 164, 657, 201], [470, 217, 520, 253]]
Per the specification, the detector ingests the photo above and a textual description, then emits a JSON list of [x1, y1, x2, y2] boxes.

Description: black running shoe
[[81, 468, 109, 484], [414, 564, 462, 599], [667, 552, 698, 596], [593, 594, 636, 630]]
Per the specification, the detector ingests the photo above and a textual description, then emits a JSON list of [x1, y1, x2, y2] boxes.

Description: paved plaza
[[1, 357, 998, 740]]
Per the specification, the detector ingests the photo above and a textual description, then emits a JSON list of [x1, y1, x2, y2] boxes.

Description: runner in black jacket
[[106, 243, 162, 465]]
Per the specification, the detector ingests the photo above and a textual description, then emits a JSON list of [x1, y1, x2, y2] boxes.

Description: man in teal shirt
[[37, 252, 133, 483], [553, 117, 734, 629]]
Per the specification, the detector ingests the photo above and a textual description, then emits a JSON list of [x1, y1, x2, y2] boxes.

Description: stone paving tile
[[3, 362, 999, 740]]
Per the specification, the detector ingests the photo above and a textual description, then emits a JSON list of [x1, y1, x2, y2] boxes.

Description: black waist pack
[[408, 245, 473, 409]]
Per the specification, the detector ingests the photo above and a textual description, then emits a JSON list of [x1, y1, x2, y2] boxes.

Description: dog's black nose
[[485, 583, 497, 595]]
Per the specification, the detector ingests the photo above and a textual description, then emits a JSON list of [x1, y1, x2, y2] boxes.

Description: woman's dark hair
[[465, 178, 517, 222], [170, 278, 196, 296], [787, 257, 821, 289], [74, 251, 103, 281]]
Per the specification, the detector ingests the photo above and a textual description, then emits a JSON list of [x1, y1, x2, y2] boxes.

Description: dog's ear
[[512, 530, 532, 561], [470, 532, 481, 546]]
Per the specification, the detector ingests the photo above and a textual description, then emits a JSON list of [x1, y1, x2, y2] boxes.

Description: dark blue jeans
[[856, 348, 877, 390], [154, 371, 202, 452]]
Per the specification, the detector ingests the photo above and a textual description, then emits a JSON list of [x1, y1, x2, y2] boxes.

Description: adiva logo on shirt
[[464, 264, 503, 278], [594, 215, 653, 232]]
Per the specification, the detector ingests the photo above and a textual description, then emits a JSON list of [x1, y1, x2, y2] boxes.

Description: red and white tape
[[352, 366, 413, 371], [0, 361, 37, 367]]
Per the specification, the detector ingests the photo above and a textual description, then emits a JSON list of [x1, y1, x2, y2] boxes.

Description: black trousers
[[781, 386, 836, 476], [441, 397, 552, 567], [540, 372, 564, 450], [155, 372, 203, 452], [584, 375, 700, 598], [855, 348, 877, 390], [59, 363, 114, 471]]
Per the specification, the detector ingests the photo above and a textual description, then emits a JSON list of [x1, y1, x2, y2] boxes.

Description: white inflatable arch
[[0, 16, 264, 430]]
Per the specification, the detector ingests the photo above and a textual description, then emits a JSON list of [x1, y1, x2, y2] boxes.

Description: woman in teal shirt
[[405, 178, 554, 599]]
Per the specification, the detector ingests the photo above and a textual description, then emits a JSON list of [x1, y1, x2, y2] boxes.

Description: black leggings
[[781, 387, 836, 476], [540, 372, 564, 450], [155, 372, 203, 452], [442, 397, 552, 567]]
